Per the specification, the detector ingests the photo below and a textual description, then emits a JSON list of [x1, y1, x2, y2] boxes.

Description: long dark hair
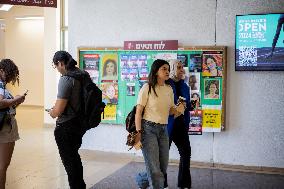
[[52, 51, 77, 70], [148, 59, 169, 97], [0, 59, 19, 85]]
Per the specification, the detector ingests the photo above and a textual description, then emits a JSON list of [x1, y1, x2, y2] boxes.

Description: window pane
[[64, 0, 68, 26]]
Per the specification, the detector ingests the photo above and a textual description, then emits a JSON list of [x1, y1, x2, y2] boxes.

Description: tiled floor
[[5, 106, 284, 189], [6, 106, 134, 189]]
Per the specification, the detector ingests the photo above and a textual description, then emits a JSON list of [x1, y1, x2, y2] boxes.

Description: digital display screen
[[235, 13, 284, 71]]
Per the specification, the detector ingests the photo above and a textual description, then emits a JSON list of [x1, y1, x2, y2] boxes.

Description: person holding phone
[[0, 59, 25, 189], [23, 90, 28, 96], [49, 51, 88, 189]]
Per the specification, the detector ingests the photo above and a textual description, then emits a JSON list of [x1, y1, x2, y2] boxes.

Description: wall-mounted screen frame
[[235, 13, 284, 71]]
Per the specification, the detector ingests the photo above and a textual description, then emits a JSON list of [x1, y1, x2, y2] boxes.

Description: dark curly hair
[[0, 59, 19, 85]]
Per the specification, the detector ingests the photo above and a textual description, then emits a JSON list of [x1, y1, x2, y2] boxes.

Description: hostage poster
[[189, 110, 202, 135], [82, 54, 100, 83]]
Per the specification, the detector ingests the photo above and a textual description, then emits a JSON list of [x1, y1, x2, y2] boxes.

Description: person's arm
[[170, 99, 186, 118], [49, 99, 68, 118], [134, 104, 144, 150], [49, 76, 72, 119], [169, 106, 176, 115], [170, 104, 185, 118], [135, 84, 149, 131], [169, 90, 185, 117], [0, 94, 25, 109], [135, 104, 144, 132]]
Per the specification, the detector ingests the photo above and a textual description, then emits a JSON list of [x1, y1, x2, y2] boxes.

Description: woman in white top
[[135, 59, 184, 189]]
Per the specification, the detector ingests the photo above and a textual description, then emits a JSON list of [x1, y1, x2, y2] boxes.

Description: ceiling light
[[15, 16, 44, 20], [0, 5, 13, 11]]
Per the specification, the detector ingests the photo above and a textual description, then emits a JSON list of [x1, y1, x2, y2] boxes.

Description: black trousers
[[54, 117, 86, 189], [169, 116, 192, 188]]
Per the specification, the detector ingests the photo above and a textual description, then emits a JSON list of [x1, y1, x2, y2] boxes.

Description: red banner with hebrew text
[[1, 0, 57, 8], [124, 40, 178, 50]]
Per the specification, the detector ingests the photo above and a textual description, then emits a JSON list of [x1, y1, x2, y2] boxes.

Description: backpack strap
[[65, 72, 83, 115], [141, 86, 150, 116], [68, 76, 77, 114]]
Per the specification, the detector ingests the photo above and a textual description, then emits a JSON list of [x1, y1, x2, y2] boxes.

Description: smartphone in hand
[[23, 90, 29, 96]]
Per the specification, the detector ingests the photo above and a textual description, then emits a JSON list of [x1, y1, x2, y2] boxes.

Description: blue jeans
[[141, 119, 169, 189]]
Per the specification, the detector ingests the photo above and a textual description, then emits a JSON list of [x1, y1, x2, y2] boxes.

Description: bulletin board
[[78, 46, 227, 133]]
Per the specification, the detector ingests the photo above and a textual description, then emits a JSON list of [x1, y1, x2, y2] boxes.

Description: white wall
[[43, 7, 60, 125], [0, 20, 5, 59], [0, 6, 44, 106], [69, 0, 284, 168], [214, 0, 284, 167]]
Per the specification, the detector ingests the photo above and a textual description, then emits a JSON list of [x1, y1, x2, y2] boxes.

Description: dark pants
[[54, 117, 86, 189], [168, 116, 192, 188]]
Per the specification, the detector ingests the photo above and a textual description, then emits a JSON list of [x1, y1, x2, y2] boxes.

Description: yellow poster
[[102, 104, 116, 121], [101, 54, 118, 81], [202, 109, 221, 132]]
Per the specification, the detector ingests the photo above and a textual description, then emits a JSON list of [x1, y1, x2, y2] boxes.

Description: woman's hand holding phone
[[173, 96, 187, 118], [23, 90, 28, 96]]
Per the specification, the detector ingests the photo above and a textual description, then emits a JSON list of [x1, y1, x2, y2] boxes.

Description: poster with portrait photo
[[120, 54, 129, 68], [101, 83, 118, 105], [189, 110, 202, 135], [188, 72, 200, 92], [138, 54, 148, 80], [201, 78, 222, 105], [120, 54, 130, 81], [190, 92, 201, 110], [83, 54, 100, 83], [177, 54, 188, 67], [129, 54, 139, 68], [189, 53, 202, 72], [101, 54, 118, 82], [202, 51, 223, 77], [137, 54, 147, 68], [128, 55, 139, 81], [126, 83, 135, 96], [184, 68, 190, 87]]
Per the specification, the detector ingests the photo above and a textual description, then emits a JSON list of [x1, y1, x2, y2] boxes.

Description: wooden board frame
[[77, 46, 227, 131]]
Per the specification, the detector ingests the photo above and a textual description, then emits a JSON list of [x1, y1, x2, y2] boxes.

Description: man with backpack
[[49, 51, 104, 189]]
